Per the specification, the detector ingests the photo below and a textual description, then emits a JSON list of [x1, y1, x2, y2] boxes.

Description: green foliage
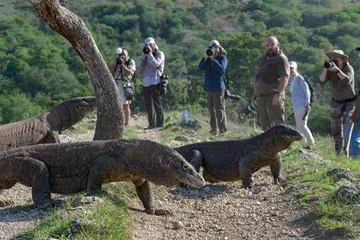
[[1, 0, 360, 127]]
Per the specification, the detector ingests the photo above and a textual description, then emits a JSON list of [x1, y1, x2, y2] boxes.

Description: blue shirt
[[289, 73, 311, 109], [199, 54, 227, 92]]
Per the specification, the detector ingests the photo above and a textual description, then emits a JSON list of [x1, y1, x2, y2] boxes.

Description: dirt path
[[0, 116, 344, 240]]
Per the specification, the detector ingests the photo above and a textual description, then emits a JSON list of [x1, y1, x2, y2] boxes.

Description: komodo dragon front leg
[[239, 151, 282, 188], [132, 179, 172, 216], [13, 157, 52, 208]]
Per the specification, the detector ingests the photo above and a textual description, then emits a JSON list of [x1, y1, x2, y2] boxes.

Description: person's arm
[[319, 68, 327, 83], [199, 57, 212, 70], [213, 55, 227, 75], [121, 59, 135, 75], [298, 76, 311, 112], [329, 65, 353, 84], [146, 51, 165, 69]]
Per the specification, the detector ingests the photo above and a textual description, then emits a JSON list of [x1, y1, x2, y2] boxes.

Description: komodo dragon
[[175, 125, 303, 188], [0, 96, 96, 151], [0, 139, 205, 215]]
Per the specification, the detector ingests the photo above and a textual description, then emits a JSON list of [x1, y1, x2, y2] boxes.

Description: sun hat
[[144, 37, 155, 45], [209, 40, 220, 47], [326, 50, 348, 61], [289, 61, 297, 69]]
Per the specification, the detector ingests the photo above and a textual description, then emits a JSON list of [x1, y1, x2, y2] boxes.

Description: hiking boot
[[209, 129, 217, 135]]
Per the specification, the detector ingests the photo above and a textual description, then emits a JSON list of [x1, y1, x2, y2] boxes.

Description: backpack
[[298, 76, 314, 105]]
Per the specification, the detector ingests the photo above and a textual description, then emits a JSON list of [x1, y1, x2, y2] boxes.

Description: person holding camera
[[289, 61, 315, 148], [109, 47, 136, 126], [319, 49, 356, 155], [199, 40, 228, 135], [139, 37, 165, 129], [252, 36, 290, 131]]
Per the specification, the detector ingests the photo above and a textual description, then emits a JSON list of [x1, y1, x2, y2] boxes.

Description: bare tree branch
[[29, 0, 124, 140]]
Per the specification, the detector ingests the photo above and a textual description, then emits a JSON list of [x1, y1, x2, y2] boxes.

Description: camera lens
[[324, 61, 334, 69], [355, 47, 360, 52], [143, 46, 151, 54], [206, 48, 214, 56]]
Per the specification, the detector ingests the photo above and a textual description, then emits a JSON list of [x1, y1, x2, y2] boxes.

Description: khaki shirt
[[322, 63, 355, 101], [254, 51, 290, 95]]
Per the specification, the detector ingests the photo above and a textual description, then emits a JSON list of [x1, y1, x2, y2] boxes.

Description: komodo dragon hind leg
[[132, 179, 173, 216], [270, 154, 283, 185], [180, 149, 203, 188], [41, 131, 60, 144], [86, 156, 114, 195], [14, 157, 52, 209]]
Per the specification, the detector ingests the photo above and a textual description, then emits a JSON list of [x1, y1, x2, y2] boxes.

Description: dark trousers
[[143, 84, 164, 128], [330, 99, 356, 154], [207, 91, 227, 133]]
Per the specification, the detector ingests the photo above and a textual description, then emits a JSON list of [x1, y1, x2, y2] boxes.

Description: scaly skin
[[0, 97, 96, 150], [175, 125, 303, 188], [0, 139, 205, 215]]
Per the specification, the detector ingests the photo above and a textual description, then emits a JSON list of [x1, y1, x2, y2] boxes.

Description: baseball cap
[[144, 37, 155, 45], [116, 47, 122, 54], [209, 40, 220, 47], [289, 61, 297, 69]]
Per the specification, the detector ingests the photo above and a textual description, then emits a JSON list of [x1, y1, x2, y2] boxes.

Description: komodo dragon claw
[[145, 208, 174, 216]]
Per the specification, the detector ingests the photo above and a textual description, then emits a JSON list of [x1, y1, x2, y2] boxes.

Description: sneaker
[[220, 128, 227, 134], [144, 126, 155, 130]]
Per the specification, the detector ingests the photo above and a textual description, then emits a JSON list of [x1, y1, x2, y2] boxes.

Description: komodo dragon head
[[133, 140, 205, 188], [265, 124, 303, 149], [46, 96, 96, 133]]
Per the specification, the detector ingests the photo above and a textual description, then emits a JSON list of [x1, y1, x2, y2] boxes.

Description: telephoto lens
[[116, 56, 124, 65], [324, 61, 335, 69], [143, 46, 151, 54], [206, 47, 215, 56]]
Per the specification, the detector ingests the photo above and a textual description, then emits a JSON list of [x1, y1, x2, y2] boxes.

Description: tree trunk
[[29, 0, 124, 140]]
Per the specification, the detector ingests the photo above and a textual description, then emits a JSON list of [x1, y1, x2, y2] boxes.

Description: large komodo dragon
[[0, 96, 96, 151], [0, 139, 205, 215], [175, 125, 303, 188]]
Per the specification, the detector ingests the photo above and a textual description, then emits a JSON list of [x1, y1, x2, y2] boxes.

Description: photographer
[[139, 37, 165, 129], [319, 49, 355, 155], [109, 47, 136, 126], [199, 40, 228, 135]]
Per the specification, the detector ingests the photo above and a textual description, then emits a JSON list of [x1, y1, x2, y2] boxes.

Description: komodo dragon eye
[[182, 164, 190, 171]]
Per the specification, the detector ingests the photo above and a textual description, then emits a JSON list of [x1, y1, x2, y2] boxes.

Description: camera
[[143, 45, 151, 54], [225, 90, 241, 100], [355, 47, 360, 61], [116, 55, 124, 65], [324, 61, 335, 69], [206, 47, 215, 57], [160, 75, 169, 95], [244, 100, 257, 114]]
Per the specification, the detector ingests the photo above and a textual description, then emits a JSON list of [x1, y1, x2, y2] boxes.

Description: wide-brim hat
[[326, 50, 348, 61]]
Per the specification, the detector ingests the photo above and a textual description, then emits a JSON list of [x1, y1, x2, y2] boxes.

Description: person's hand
[[328, 66, 339, 73], [272, 93, 282, 106], [305, 104, 311, 112]]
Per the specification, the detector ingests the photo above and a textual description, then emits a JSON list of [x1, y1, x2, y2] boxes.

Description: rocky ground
[[0, 116, 350, 240]]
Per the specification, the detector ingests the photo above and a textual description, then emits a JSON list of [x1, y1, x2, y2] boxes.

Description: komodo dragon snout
[[166, 152, 206, 188], [271, 124, 303, 144]]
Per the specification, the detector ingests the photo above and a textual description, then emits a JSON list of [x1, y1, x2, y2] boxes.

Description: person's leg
[[294, 107, 315, 146], [256, 95, 272, 131], [331, 100, 344, 154], [268, 93, 286, 126], [207, 93, 217, 133], [123, 104, 130, 126], [213, 90, 227, 133], [343, 101, 356, 152], [151, 84, 164, 127], [143, 86, 155, 128]]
